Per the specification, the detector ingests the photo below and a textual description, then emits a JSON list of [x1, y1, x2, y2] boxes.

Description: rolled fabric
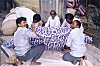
[[1, 19, 17, 36]]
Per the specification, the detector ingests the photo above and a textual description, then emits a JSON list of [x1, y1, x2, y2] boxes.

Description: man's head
[[65, 13, 74, 24], [16, 17, 27, 27], [71, 20, 81, 29], [50, 10, 57, 19], [33, 14, 41, 23]]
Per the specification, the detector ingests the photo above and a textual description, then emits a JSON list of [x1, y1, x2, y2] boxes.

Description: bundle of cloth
[[3, 27, 92, 50], [66, 0, 86, 15], [1, 6, 36, 35]]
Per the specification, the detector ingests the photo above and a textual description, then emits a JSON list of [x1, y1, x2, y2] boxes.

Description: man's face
[[51, 12, 56, 19], [66, 19, 72, 24], [70, 21, 77, 29], [18, 21, 27, 27]]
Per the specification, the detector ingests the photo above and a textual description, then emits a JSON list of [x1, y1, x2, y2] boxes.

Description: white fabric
[[3, 14, 17, 23], [61, 17, 84, 32], [14, 27, 38, 56], [1, 19, 17, 36], [45, 16, 60, 27], [61, 19, 71, 29], [16, 7, 36, 28], [66, 8, 76, 15], [66, 28, 87, 57], [34, 23, 39, 27]]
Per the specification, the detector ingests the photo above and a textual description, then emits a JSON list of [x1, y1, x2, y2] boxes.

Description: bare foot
[[79, 58, 83, 66], [30, 61, 41, 66]]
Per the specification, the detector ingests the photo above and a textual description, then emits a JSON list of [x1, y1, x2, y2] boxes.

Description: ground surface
[[0, 11, 100, 66]]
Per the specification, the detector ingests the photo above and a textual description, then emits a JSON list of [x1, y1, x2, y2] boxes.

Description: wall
[[15, 0, 40, 13]]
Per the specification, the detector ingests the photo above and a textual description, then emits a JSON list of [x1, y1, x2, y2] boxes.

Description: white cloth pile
[[1, 7, 36, 35]]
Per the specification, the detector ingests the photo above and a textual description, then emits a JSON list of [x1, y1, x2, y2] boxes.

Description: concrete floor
[[0, 36, 99, 66]]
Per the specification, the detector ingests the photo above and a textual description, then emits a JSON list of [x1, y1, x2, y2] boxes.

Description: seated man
[[61, 13, 84, 32], [14, 17, 45, 66], [61, 13, 74, 29], [33, 14, 43, 27], [62, 20, 87, 65], [45, 10, 60, 27]]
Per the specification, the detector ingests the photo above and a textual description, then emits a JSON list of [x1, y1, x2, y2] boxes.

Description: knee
[[62, 54, 67, 61], [39, 44, 45, 51]]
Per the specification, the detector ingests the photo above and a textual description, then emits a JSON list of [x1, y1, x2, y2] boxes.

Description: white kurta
[[66, 28, 87, 57], [45, 16, 60, 27]]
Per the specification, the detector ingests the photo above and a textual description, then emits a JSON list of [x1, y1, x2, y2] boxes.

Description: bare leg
[[79, 58, 83, 66]]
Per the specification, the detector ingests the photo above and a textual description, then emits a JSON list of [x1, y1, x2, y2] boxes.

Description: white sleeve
[[61, 19, 66, 27], [80, 23, 84, 33], [24, 29, 38, 38], [45, 17, 50, 27], [66, 33, 72, 47], [55, 17, 60, 27]]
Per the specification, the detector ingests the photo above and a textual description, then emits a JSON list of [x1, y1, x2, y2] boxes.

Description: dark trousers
[[17, 44, 45, 62], [62, 52, 80, 65]]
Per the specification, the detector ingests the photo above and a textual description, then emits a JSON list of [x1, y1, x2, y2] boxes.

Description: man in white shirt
[[45, 10, 60, 27], [61, 13, 84, 32], [61, 13, 74, 29], [62, 20, 87, 65], [14, 17, 45, 66]]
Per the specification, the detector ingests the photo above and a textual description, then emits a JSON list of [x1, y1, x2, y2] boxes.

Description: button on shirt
[[14, 27, 38, 56], [66, 28, 87, 57], [45, 16, 60, 27]]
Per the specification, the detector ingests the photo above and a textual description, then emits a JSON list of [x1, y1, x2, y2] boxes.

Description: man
[[14, 17, 45, 66], [61, 13, 74, 29], [61, 13, 84, 32], [62, 20, 87, 65], [45, 10, 60, 27]]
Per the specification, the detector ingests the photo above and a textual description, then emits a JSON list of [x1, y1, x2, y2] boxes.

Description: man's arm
[[25, 23, 38, 38], [61, 19, 66, 27], [45, 17, 50, 27], [66, 33, 72, 47], [31, 23, 35, 32]]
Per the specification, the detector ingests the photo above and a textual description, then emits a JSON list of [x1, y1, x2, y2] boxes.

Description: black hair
[[75, 20, 81, 28], [65, 13, 74, 20], [16, 17, 26, 27], [33, 14, 41, 23], [50, 10, 57, 15]]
